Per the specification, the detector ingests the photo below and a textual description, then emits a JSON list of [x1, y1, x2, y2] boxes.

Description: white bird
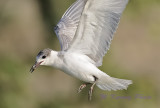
[[30, 0, 132, 100]]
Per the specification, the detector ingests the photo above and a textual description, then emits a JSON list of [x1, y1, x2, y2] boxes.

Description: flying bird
[[30, 0, 132, 100]]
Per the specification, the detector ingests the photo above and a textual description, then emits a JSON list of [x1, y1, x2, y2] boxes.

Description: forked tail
[[96, 72, 132, 91]]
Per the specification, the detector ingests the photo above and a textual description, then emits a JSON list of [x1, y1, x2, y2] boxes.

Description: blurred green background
[[0, 0, 160, 108]]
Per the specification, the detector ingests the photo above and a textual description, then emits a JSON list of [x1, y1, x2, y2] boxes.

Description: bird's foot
[[88, 82, 96, 101], [78, 83, 90, 93]]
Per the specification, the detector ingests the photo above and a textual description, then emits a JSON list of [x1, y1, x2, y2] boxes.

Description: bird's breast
[[60, 53, 99, 83]]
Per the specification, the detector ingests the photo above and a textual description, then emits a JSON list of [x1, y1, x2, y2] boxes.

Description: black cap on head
[[37, 48, 52, 59]]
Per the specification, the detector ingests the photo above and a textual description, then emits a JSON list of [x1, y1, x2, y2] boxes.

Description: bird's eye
[[42, 56, 46, 59]]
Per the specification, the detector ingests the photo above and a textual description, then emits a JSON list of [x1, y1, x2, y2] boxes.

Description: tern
[[30, 0, 132, 101]]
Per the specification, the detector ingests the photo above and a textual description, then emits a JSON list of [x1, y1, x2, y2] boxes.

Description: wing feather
[[68, 0, 129, 66], [54, 0, 87, 51]]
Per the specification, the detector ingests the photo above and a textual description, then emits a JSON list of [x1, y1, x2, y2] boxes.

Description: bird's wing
[[68, 0, 129, 66], [54, 0, 87, 51]]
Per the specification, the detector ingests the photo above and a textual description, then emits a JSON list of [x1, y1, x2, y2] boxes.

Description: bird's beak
[[30, 61, 43, 73]]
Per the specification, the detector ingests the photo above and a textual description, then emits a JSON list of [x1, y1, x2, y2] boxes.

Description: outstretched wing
[[54, 0, 87, 51], [68, 0, 129, 66]]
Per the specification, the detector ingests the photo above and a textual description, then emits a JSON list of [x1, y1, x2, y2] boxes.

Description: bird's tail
[[96, 72, 132, 91]]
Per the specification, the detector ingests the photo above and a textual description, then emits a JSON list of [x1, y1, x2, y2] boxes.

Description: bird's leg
[[88, 76, 97, 101], [88, 82, 96, 101], [78, 83, 90, 93]]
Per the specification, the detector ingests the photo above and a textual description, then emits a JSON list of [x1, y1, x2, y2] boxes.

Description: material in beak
[[30, 61, 43, 73]]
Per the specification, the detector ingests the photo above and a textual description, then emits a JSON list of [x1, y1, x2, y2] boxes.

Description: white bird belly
[[61, 53, 100, 83]]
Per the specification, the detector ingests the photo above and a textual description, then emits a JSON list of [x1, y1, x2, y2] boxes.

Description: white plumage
[[31, 0, 132, 100]]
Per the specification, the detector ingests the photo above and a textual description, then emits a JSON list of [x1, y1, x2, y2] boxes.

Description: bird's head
[[30, 48, 52, 73]]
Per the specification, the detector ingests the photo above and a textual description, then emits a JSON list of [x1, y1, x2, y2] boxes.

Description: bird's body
[[30, 0, 132, 100], [42, 50, 132, 91], [54, 51, 100, 83]]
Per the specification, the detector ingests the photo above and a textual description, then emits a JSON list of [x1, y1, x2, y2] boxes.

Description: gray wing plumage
[[54, 0, 87, 51], [68, 0, 129, 66]]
